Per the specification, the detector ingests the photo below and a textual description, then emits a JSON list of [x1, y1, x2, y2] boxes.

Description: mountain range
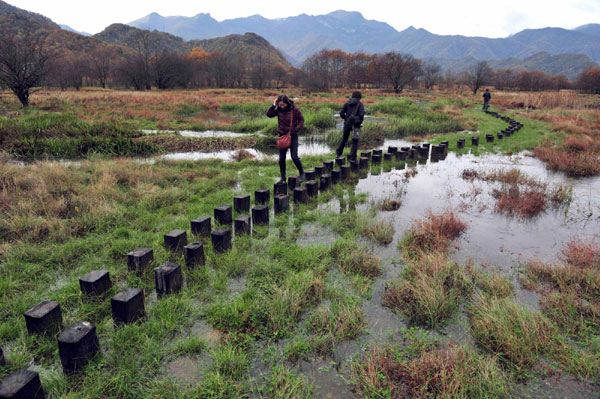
[[0, 0, 290, 71], [129, 10, 600, 72], [0, 0, 598, 80]]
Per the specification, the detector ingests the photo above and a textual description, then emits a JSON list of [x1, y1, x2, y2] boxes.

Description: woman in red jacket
[[267, 94, 305, 184]]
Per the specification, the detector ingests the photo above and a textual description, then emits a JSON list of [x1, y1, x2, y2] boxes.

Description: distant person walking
[[483, 88, 491, 111], [336, 91, 365, 160], [267, 94, 305, 184]]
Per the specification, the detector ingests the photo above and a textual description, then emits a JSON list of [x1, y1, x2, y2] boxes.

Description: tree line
[[1, 29, 599, 107]]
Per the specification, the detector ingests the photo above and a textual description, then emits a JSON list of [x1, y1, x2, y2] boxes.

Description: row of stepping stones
[[0, 121, 526, 397]]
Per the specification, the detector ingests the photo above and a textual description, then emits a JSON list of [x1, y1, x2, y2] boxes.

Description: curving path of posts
[[0, 110, 523, 397]]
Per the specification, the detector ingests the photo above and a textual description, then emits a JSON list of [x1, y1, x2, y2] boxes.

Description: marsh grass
[[264, 365, 313, 399], [307, 298, 365, 355], [383, 252, 472, 329], [467, 294, 599, 378], [462, 168, 572, 219], [351, 337, 511, 399], [521, 239, 600, 339], [398, 210, 468, 259], [376, 198, 402, 211], [330, 239, 381, 278], [0, 111, 160, 158]]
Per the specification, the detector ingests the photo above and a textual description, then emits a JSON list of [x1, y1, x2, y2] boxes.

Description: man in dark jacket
[[483, 89, 491, 111], [336, 91, 365, 160]]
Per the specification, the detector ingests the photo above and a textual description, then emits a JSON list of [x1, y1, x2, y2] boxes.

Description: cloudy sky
[[7, 0, 600, 37]]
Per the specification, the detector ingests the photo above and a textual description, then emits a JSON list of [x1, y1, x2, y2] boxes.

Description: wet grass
[[0, 111, 160, 159], [521, 239, 600, 340], [429, 107, 558, 156], [384, 252, 471, 329], [325, 98, 466, 147], [351, 329, 512, 399], [462, 168, 572, 219], [468, 294, 599, 379], [2, 88, 599, 398]]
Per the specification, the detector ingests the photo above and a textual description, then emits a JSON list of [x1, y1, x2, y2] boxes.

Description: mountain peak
[[327, 10, 364, 19]]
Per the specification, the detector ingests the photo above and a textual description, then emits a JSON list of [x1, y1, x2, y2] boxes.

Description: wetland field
[[1, 88, 599, 398]]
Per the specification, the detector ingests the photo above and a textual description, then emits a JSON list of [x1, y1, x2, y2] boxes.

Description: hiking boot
[[298, 173, 306, 183], [276, 178, 286, 185]]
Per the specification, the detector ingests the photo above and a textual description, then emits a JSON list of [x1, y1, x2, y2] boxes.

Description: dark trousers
[[336, 126, 359, 159], [279, 134, 304, 178], [483, 100, 489, 110]]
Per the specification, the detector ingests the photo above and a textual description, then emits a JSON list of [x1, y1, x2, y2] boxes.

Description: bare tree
[[271, 63, 288, 89], [90, 47, 112, 88], [422, 62, 441, 90], [376, 52, 422, 93], [466, 61, 492, 94], [0, 30, 51, 107], [301, 50, 331, 91], [249, 53, 270, 89]]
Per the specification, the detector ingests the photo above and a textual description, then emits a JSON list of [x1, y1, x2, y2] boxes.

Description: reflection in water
[[143, 129, 266, 138], [353, 152, 600, 270]]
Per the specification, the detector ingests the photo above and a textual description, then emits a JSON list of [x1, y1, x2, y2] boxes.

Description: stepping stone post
[[233, 195, 250, 213], [154, 262, 183, 296], [288, 176, 299, 190], [293, 187, 308, 204], [274, 194, 289, 214], [24, 301, 62, 335], [234, 215, 251, 236], [211, 228, 232, 253], [191, 217, 211, 237], [273, 181, 287, 196], [255, 189, 270, 205], [252, 206, 269, 226], [164, 229, 187, 251], [79, 270, 111, 296], [0, 370, 46, 399], [111, 288, 145, 324], [184, 242, 205, 267], [57, 321, 99, 373], [214, 206, 232, 225], [306, 180, 318, 197], [127, 247, 153, 272]]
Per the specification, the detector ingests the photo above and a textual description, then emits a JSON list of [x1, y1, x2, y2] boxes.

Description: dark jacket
[[266, 102, 304, 137], [483, 91, 491, 101], [340, 98, 365, 129]]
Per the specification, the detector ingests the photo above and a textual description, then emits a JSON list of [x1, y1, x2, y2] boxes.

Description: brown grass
[[351, 344, 511, 399], [0, 159, 236, 246], [232, 149, 256, 162], [493, 186, 547, 219], [534, 145, 600, 177], [137, 135, 257, 152], [521, 239, 600, 337], [377, 198, 402, 211], [462, 168, 545, 189], [398, 210, 468, 258]]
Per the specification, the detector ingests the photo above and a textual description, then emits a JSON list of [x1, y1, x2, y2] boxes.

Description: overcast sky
[[7, 0, 600, 37]]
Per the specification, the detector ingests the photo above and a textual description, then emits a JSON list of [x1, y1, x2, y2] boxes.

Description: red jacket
[[266, 102, 304, 137]]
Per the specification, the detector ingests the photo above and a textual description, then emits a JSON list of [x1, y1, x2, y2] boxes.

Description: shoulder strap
[[289, 109, 294, 134]]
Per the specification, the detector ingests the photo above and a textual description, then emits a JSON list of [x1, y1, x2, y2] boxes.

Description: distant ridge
[[60, 24, 91, 36], [94, 24, 292, 68], [129, 10, 600, 68]]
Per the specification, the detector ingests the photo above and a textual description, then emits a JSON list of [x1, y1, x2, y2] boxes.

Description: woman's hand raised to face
[[273, 98, 278, 107]]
